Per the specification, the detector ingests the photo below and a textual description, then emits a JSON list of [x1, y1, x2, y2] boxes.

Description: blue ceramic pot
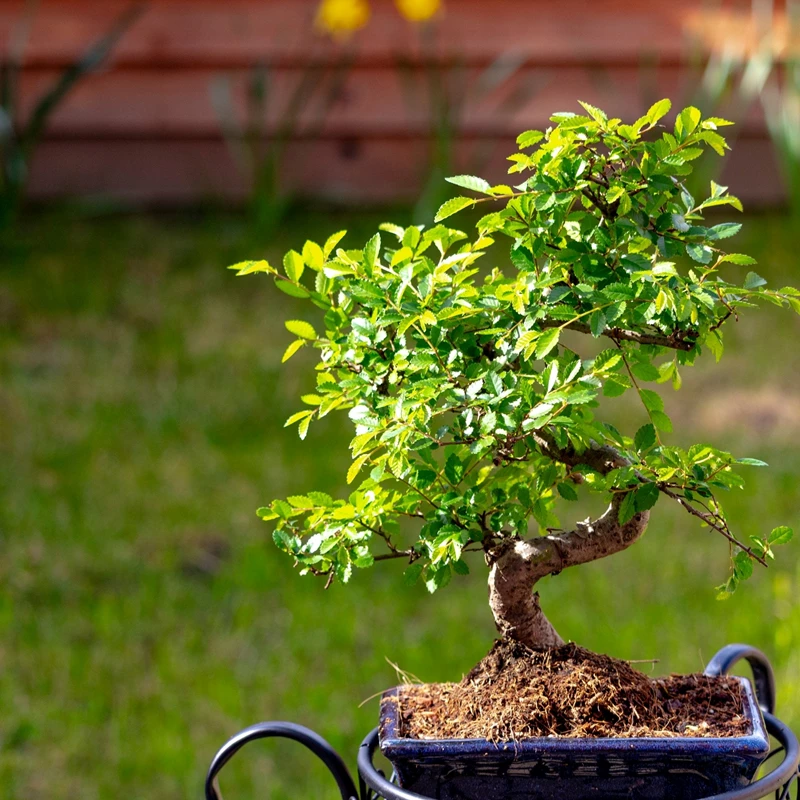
[[379, 677, 769, 800]]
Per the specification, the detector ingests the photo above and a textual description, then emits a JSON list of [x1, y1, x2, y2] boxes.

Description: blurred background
[[1, 1, 799, 798]]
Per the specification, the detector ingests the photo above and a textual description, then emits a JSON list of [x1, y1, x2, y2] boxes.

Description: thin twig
[[540, 319, 697, 351], [658, 485, 767, 567]]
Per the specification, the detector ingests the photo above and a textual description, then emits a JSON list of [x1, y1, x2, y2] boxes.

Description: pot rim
[[379, 676, 770, 758]]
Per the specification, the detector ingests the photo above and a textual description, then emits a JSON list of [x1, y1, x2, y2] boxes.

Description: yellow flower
[[395, 0, 441, 23], [315, 0, 370, 38]]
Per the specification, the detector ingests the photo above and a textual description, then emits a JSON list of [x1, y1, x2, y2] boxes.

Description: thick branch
[[488, 493, 650, 648], [541, 319, 697, 352], [488, 438, 647, 648]]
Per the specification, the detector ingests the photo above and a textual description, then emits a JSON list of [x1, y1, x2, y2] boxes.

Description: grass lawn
[[1, 208, 799, 799]]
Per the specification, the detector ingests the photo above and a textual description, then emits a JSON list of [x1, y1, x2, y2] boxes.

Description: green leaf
[[768, 526, 794, 545], [557, 482, 578, 501], [527, 402, 555, 420], [699, 131, 728, 156], [631, 362, 660, 382], [391, 246, 413, 267], [716, 578, 737, 599], [646, 98, 671, 126], [347, 453, 370, 485], [275, 279, 310, 298], [298, 414, 312, 440], [686, 243, 713, 264], [379, 222, 405, 240], [590, 310, 606, 337], [578, 100, 607, 122], [230, 259, 273, 276], [425, 565, 451, 593], [285, 320, 317, 340], [516, 130, 544, 148], [594, 350, 622, 372], [323, 230, 347, 257], [618, 491, 637, 524], [452, 559, 470, 576], [307, 491, 334, 506], [634, 482, 660, 512], [364, 233, 381, 270], [650, 410, 673, 433], [284, 409, 313, 427], [744, 272, 767, 289], [283, 250, 304, 281], [708, 223, 742, 240], [634, 423, 657, 452], [403, 563, 424, 586], [703, 116, 735, 128], [710, 180, 727, 198], [466, 379, 484, 399], [733, 551, 754, 581], [657, 361, 676, 384], [675, 106, 701, 139], [302, 240, 324, 270], [445, 453, 465, 484], [639, 389, 664, 414], [535, 328, 561, 358], [271, 500, 293, 519], [273, 529, 297, 552], [282, 339, 305, 363], [603, 374, 630, 397], [352, 318, 376, 337], [720, 253, 757, 266], [446, 174, 492, 193], [736, 457, 768, 467], [480, 410, 497, 435], [434, 197, 475, 222]]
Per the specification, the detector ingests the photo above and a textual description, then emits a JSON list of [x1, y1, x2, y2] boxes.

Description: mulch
[[397, 639, 749, 741]]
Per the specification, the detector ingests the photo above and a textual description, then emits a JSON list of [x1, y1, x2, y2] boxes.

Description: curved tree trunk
[[487, 439, 652, 649]]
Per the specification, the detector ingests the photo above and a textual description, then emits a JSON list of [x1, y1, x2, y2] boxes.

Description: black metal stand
[[205, 644, 799, 800]]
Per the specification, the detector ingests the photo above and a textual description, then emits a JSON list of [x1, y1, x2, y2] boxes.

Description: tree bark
[[487, 494, 650, 649]]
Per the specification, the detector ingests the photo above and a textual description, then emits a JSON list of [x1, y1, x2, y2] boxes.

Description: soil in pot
[[396, 639, 749, 741]]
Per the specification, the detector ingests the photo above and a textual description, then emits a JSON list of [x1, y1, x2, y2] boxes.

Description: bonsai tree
[[235, 100, 796, 650]]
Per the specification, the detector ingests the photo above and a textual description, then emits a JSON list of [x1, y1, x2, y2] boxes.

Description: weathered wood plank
[[1, 0, 698, 68], [4, 0, 784, 204], [27, 135, 782, 205], [18, 64, 771, 137]]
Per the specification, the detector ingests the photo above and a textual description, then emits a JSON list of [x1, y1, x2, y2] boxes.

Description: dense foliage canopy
[[235, 100, 795, 600]]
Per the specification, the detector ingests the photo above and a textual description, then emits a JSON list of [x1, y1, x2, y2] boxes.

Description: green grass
[[1, 209, 799, 800]]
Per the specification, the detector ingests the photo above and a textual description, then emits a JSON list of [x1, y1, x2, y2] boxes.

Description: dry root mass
[[397, 640, 749, 741]]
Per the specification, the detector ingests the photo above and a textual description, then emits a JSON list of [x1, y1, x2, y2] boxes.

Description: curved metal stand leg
[[205, 721, 358, 800], [358, 727, 429, 800], [700, 712, 799, 800], [704, 643, 777, 714]]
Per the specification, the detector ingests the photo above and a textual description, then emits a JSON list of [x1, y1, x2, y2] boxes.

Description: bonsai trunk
[[488, 440, 651, 648], [488, 498, 649, 648]]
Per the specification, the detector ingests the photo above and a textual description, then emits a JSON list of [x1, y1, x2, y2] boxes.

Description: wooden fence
[[0, 0, 784, 205]]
